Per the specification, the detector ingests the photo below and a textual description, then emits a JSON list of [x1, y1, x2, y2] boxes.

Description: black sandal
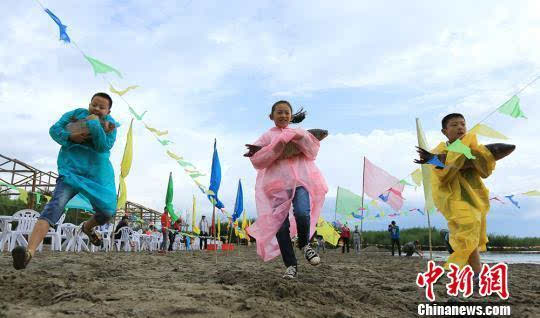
[[12, 246, 32, 270], [81, 221, 103, 247]]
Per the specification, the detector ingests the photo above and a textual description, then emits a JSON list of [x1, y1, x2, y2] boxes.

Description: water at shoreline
[[422, 251, 540, 264]]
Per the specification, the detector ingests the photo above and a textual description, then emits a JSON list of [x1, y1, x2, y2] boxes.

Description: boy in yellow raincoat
[[417, 113, 496, 274]]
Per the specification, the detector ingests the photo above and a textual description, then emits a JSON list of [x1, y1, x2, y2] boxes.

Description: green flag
[[335, 186, 364, 216], [165, 172, 178, 222], [399, 179, 415, 187], [447, 139, 476, 159], [498, 95, 527, 119], [128, 106, 147, 120], [84, 55, 122, 78], [157, 138, 174, 146]]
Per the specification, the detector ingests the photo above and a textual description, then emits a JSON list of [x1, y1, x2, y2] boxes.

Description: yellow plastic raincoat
[[431, 133, 496, 268]]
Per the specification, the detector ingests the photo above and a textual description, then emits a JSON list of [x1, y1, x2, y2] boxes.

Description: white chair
[[150, 232, 161, 251], [115, 227, 132, 252], [61, 224, 89, 252], [61, 223, 77, 251], [44, 214, 65, 251], [0, 217, 13, 252], [139, 234, 151, 251], [9, 210, 40, 251], [100, 226, 113, 252], [131, 230, 142, 252]]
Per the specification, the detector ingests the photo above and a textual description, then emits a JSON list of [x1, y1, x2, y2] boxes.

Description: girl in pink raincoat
[[246, 101, 328, 279]]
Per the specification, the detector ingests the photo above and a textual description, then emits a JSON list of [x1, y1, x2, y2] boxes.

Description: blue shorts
[[39, 176, 112, 226]]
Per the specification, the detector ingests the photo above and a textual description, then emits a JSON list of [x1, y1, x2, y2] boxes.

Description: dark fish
[[415, 143, 516, 167], [244, 129, 329, 158], [485, 143, 515, 160]]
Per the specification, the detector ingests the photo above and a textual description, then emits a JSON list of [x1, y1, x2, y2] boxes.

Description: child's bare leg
[[468, 248, 481, 273], [27, 220, 51, 257]]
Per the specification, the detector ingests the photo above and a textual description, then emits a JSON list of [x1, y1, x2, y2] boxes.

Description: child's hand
[[86, 114, 99, 121], [69, 131, 89, 143]]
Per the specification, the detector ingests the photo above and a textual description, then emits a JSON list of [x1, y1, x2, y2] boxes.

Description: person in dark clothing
[[403, 240, 423, 257], [388, 221, 401, 256], [114, 215, 129, 240]]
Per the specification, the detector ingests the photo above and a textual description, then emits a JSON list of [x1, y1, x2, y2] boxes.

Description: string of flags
[[34, 2, 536, 224], [35, 2, 230, 215]]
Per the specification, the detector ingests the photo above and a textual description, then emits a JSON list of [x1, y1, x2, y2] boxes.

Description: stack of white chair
[[139, 234, 151, 251], [44, 214, 66, 251], [9, 209, 40, 252], [131, 230, 142, 252], [61, 223, 89, 252], [115, 227, 133, 252], [100, 226, 113, 252], [0, 217, 13, 252], [150, 232, 161, 251]]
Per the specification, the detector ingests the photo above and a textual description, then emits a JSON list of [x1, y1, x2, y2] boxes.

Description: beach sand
[[0, 247, 538, 317]]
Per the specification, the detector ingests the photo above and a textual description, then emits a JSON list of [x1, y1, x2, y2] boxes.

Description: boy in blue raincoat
[[12, 92, 120, 270]]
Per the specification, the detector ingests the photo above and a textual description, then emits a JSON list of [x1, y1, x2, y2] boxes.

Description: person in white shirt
[[198, 215, 209, 250]]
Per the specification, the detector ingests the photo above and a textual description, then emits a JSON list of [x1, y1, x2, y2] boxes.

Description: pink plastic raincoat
[[246, 127, 328, 261]]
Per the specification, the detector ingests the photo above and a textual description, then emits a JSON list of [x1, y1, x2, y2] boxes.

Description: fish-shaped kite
[[415, 143, 516, 167], [243, 129, 329, 159]]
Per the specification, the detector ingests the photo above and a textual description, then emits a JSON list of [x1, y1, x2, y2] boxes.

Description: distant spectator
[[352, 225, 361, 253], [160, 208, 171, 251], [340, 223, 351, 253], [114, 216, 129, 240], [199, 215, 209, 250], [388, 221, 401, 256], [403, 240, 423, 257]]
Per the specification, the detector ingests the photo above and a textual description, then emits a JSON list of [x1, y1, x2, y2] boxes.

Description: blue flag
[[427, 156, 446, 168], [232, 179, 243, 221], [208, 139, 224, 209], [378, 192, 390, 202], [44, 9, 71, 43], [505, 195, 520, 208], [351, 212, 364, 220]]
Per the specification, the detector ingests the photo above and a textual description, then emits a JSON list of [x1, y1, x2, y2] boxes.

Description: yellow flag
[[109, 84, 139, 96], [144, 124, 168, 136], [217, 214, 221, 238], [469, 124, 508, 140], [117, 120, 133, 209], [167, 150, 183, 161], [316, 218, 339, 246], [192, 195, 200, 234], [522, 190, 540, 196], [117, 178, 127, 209], [242, 212, 247, 230], [411, 168, 423, 187], [17, 188, 28, 204], [415, 118, 435, 213]]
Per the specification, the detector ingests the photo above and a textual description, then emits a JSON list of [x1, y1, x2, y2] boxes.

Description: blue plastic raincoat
[[49, 108, 120, 216]]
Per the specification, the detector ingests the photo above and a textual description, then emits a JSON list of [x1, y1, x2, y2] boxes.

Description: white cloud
[[1, 0, 539, 236]]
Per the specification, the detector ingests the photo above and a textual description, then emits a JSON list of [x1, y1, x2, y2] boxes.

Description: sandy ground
[[0, 246, 539, 318]]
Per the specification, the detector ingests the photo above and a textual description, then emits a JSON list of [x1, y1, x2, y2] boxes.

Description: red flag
[[364, 158, 405, 211]]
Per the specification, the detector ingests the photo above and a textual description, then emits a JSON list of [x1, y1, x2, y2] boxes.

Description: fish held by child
[[243, 129, 329, 159]]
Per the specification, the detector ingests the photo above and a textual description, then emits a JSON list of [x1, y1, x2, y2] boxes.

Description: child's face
[[89, 96, 111, 118], [442, 117, 466, 143], [269, 103, 292, 128]]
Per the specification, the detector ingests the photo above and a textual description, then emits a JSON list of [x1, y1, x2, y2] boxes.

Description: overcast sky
[[1, 0, 539, 236]]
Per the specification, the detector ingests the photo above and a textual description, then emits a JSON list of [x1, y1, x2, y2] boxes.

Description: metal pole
[[360, 157, 366, 249]]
